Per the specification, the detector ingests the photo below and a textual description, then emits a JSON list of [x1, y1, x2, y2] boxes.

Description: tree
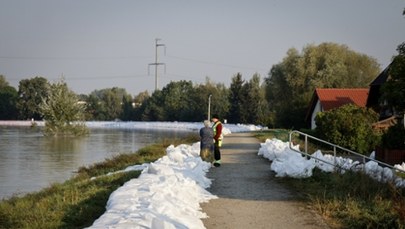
[[381, 43, 405, 114], [194, 78, 230, 122], [265, 63, 292, 127], [243, 74, 269, 125], [133, 90, 150, 106], [139, 79, 230, 122], [141, 90, 165, 121], [186, 83, 209, 121], [375, 9, 405, 151], [39, 80, 88, 136], [86, 87, 129, 120], [228, 73, 269, 125], [85, 93, 106, 120], [17, 76, 49, 120], [132, 91, 150, 120], [207, 82, 230, 122], [0, 76, 18, 120], [160, 80, 195, 121], [103, 87, 126, 120], [0, 75, 9, 88], [228, 73, 245, 123], [265, 42, 380, 128], [120, 93, 134, 121], [141, 81, 199, 121]]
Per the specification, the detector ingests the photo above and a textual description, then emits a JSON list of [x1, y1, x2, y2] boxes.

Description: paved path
[[201, 132, 329, 229]]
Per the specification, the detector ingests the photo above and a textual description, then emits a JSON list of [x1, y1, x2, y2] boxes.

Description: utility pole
[[148, 38, 166, 91], [208, 94, 212, 120]]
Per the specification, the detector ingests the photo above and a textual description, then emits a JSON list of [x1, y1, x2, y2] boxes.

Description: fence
[[288, 130, 404, 174]]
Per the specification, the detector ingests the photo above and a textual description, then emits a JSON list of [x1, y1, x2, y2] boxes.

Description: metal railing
[[288, 130, 404, 174]]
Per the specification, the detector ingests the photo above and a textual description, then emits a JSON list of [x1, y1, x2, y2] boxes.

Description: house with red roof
[[306, 88, 369, 129]]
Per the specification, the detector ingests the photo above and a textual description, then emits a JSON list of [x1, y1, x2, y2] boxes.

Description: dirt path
[[201, 132, 329, 229]]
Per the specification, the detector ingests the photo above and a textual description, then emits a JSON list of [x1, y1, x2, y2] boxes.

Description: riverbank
[[0, 135, 198, 228]]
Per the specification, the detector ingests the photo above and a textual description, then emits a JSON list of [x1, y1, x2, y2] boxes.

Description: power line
[[0, 54, 267, 72], [66, 74, 149, 80], [6, 74, 149, 81], [166, 54, 267, 71], [0, 53, 267, 72], [163, 73, 207, 81], [0, 55, 151, 60]]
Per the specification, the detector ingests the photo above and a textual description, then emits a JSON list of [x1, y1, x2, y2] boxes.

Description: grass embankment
[[0, 134, 199, 229], [256, 129, 405, 228]]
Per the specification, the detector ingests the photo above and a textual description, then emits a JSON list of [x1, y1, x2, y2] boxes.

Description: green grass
[[0, 134, 199, 229], [0, 170, 142, 229], [256, 129, 405, 229], [255, 129, 291, 142], [281, 169, 405, 228]]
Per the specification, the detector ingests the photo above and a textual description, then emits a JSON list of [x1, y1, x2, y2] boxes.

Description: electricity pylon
[[148, 38, 166, 91]]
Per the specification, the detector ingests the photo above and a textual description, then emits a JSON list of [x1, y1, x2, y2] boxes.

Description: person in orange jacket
[[211, 114, 223, 167]]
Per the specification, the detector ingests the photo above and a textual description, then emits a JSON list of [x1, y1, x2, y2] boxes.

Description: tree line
[[0, 74, 269, 125], [0, 42, 381, 128]]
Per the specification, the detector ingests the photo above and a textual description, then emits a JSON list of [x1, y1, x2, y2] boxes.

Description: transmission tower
[[148, 38, 166, 91]]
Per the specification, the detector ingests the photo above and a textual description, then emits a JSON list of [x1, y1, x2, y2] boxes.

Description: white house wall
[[311, 100, 323, 129]]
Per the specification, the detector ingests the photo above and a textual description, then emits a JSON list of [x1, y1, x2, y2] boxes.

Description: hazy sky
[[1, 0, 404, 95]]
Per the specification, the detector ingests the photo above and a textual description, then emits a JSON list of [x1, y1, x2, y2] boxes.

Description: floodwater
[[0, 126, 192, 200]]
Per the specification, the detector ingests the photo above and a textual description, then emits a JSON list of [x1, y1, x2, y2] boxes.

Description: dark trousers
[[214, 141, 221, 161]]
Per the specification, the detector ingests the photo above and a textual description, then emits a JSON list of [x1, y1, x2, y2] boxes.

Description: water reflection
[[0, 126, 192, 199]]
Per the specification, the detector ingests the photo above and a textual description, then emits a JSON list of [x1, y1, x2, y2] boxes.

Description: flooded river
[[0, 126, 192, 199]]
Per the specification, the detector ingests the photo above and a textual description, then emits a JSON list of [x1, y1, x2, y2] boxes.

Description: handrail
[[288, 130, 404, 174]]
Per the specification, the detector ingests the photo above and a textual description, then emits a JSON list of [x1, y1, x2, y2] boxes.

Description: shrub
[[315, 104, 380, 154], [40, 79, 88, 136]]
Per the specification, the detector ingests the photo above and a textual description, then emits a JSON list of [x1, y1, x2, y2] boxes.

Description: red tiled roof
[[316, 88, 369, 111]]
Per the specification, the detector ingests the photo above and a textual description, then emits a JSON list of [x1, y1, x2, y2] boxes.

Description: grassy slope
[[255, 129, 405, 229]]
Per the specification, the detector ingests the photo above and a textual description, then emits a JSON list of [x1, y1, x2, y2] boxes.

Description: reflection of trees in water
[[41, 136, 85, 167]]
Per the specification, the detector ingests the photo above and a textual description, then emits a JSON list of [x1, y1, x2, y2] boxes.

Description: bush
[[40, 79, 88, 136], [315, 104, 380, 154]]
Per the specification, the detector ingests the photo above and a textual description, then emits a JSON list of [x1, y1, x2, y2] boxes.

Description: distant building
[[306, 88, 369, 129]]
